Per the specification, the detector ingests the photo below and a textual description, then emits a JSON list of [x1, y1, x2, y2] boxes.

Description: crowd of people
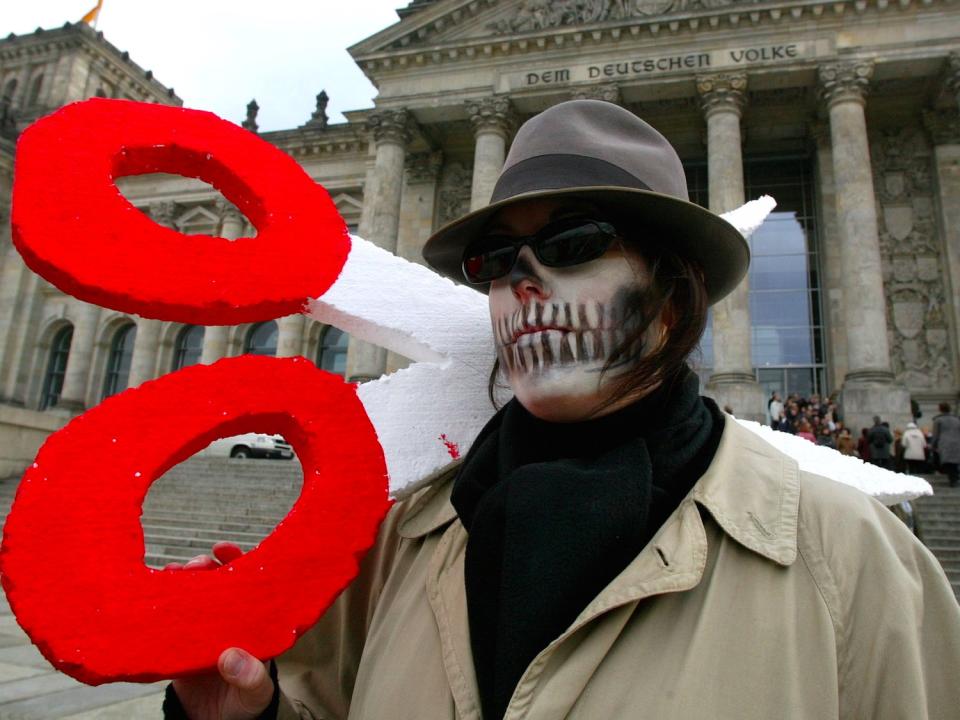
[[766, 393, 960, 484]]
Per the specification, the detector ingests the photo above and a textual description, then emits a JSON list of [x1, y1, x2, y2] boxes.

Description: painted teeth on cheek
[[541, 332, 556, 367], [562, 302, 572, 328], [548, 332, 562, 363], [526, 304, 537, 327], [564, 332, 577, 363], [582, 332, 595, 360], [585, 301, 600, 329], [577, 304, 589, 330]]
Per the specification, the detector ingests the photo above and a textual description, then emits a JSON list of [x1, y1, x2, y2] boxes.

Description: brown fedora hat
[[421, 99, 749, 305]]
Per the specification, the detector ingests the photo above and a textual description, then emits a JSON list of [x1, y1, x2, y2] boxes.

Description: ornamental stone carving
[[436, 161, 473, 226], [405, 150, 443, 184], [696, 72, 747, 117], [147, 201, 178, 227], [465, 97, 517, 138], [366, 108, 413, 146], [922, 109, 960, 146], [818, 62, 873, 109], [871, 123, 955, 389], [570, 83, 621, 104], [947, 53, 960, 96], [488, 0, 744, 33]]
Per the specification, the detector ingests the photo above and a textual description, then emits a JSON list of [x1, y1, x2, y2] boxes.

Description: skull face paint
[[487, 199, 657, 422]]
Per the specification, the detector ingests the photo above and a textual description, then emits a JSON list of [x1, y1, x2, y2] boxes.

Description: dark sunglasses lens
[[463, 244, 517, 283], [537, 223, 613, 267]]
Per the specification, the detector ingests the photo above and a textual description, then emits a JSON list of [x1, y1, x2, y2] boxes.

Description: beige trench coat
[[275, 416, 960, 720]]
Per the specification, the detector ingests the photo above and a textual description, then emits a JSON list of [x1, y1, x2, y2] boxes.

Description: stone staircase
[[913, 474, 960, 603], [0, 457, 302, 570]]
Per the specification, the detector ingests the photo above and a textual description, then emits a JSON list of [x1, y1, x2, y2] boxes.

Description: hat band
[[490, 153, 652, 204]]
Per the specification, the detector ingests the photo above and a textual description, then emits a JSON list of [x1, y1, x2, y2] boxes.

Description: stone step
[[138, 514, 276, 534], [141, 523, 270, 544]]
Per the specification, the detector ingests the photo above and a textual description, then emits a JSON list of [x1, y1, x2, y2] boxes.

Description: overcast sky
[[5, 1, 411, 131]]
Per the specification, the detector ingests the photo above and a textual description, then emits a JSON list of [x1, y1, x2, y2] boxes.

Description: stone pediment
[[351, 0, 759, 57]]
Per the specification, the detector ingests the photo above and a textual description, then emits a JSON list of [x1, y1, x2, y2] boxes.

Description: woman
[[836, 427, 857, 456], [166, 101, 959, 720], [902, 422, 927, 475]]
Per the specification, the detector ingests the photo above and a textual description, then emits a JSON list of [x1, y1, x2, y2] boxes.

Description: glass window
[[102, 324, 137, 399], [26, 74, 43, 106], [2, 78, 17, 101], [688, 156, 825, 392], [173, 325, 204, 370], [40, 326, 73, 410], [244, 321, 278, 356], [318, 327, 349, 376]]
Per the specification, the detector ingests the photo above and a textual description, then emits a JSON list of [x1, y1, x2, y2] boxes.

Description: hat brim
[[422, 186, 750, 305]]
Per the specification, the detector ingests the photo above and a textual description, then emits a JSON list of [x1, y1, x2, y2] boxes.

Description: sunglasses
[[461, 218, 619, 284]]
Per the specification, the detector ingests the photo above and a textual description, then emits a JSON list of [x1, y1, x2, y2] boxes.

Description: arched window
[[244, 321, 278, 357], [102, 323, 137, 399], [2, 77, 17, 102], [26, 73, 43, 106], [39, 326, 73, 410], [172, 325, 204, 370], [318, 326, 349, 377]]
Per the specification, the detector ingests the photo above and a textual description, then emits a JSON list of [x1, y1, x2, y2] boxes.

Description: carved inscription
[[505, 43, 808, 90]]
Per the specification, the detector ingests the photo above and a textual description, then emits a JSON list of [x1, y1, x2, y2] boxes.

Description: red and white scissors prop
[[1, 100, 930, 685]]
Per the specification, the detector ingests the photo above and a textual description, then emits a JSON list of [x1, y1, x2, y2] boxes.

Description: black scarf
[[450, 369, 723, 720]]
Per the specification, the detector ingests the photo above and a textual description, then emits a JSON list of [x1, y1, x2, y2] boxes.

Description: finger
[[183, 555, 218, 570], [212, 542, 244, 564], [219, 648, 274, 714]]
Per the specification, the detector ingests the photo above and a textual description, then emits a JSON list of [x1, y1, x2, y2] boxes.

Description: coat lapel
[[426, 521, 482, 720]]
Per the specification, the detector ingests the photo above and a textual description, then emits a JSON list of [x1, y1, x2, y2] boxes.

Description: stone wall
[[871, 122, 958, 416]]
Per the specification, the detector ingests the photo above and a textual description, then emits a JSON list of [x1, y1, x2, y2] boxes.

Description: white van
[[201, 433, 294, 460]]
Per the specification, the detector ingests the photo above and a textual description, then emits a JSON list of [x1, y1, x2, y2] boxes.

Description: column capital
[[818, 61, 873, 109], [405, 150, 443, 184], [570, 83, 621, 104], [465, 96, 517, 138], [147, 201, 178, 227], [923, 109, 960, 146], [696, 72, 747, 118], [215, 197, 245, 225], [366, 108, 413, 146]]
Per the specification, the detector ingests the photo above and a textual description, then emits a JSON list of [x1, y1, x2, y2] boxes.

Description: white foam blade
[[304, 229, 932, 504], [720, 195, 777, 238], [735, 418, 933, 505], [304, 235, 494, 496]]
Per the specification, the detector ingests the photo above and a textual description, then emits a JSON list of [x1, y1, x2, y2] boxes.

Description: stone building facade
[[1, 1, 959, 473]]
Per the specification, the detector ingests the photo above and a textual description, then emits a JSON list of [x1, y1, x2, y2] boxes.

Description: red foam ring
[[10, 98, 350, 324], [0, 355, 390, 684]]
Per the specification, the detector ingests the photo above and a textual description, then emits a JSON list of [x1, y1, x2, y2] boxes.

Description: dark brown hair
[[487, 237, 710, 412]]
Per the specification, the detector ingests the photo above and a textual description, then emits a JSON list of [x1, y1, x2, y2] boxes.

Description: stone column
[[924, 109, 960, 395], [201, 200, 245, 364], [466, 97, 516, 211], [55, 301, 100, 412], [810, 121, 849, 391], [127, 318, 161, 388], [698, 73, 764, 422], [570, 83, 621, 104], [346, 108, 412, 382], [818, 61, 910, 431], [276, 314, 306, 358]]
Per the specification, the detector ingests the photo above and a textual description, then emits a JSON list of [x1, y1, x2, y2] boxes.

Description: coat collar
[[689, 415, 800, 567], [397, 414, 800, 567]]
